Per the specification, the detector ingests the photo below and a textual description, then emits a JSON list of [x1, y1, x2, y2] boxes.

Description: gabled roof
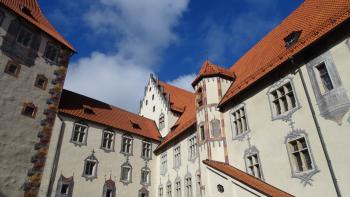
[[158, 80, 195, 113], [154, 82, 196, 153], [0, 0, 75, 51], [219, 0, 350, 107], [192, 60, 235, 87], [203, 160, 294, 197], [59, 89, 161, 142]]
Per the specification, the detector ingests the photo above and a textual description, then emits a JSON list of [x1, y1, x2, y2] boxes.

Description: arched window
[[139, 187, 149, 197], [184, 174, 193, 197], [102, 179, 116, 197], [210, 119, 221, 138], [56, 175, 74, 197], [82, 150, 98, 180], [196, 171, 201, 197], [0, 10, 4, 26], [159, 113, 165, 130], [120, 161, 132, 184]]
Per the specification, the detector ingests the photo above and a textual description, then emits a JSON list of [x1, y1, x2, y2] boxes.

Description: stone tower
[[0, 1, 74, 196]]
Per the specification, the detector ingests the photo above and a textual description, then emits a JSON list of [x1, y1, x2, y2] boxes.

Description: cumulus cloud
[[64, 0, 190, 112], [167, 73, 196, 92]]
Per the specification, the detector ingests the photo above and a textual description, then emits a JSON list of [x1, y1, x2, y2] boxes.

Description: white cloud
[[64, 0, 190, 112], [167, 74, 196, 92]]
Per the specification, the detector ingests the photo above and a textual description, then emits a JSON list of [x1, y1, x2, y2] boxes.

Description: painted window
[[159, 113, 165, 130], [315, 62, 334, 93], [141, 140, 152, 159], [199, 125, 205, 141], [55, 175, 74, 197], [166, 181, 172, 197], [44, 42, 60, 63], [21, 103, 37, 118], [16, 27, 33, 47], [188, 135, 197, 160], [174, 145, 181, 168], [160, 153, 167, 175], [102, 179, 116, 197], [4, 61, 21, 77], [34, 74, 48, 90], [0, 10, 4, 26], [196, 172, 201, 197], [270, 82, 297, 117], [121, 134, 133, 155], [232, 105, 248, 136], [287, 137, 313, 172], [210, 119, 221, 138], [246, 153, 262, 179], [83, 151, 98, 180], [120, 163, 132, 183], [159, 185, 164, 197], [141, 167, 150, 185], [175, 179, 181, 197], [184, 175, 192, 197], [101, 130, 114, 151], [71, 122, 88, 145]]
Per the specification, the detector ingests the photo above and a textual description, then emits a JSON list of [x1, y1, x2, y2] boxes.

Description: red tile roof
[[0, 0, 75, 51], [59, 89, 161, 142], [219, 0, 350, 107], [203, 160, 294, 197], [154, 82, 196, 153], [192, 60, 235, 87]]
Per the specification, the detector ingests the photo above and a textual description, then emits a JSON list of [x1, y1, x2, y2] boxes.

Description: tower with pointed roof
[[0, 0, 74, 196]]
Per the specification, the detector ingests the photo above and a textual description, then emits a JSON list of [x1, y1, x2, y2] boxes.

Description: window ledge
[[71, 141, 86, 147], [233, 130, 250, 141], [120, 180, 132, 185], [101, 147, 114, 153], [272, 105, 301, 122]]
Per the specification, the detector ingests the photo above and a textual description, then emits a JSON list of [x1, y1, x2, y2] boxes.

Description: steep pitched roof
[[154, 82, 196, 153], [219, 0, 350, 107], [59, 89, 161, 142], [0, 0, 75, 51], [192, 60, 235, 87], [203, 160, 294, 197]]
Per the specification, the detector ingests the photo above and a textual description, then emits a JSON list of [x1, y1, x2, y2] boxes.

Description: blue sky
[[38, 0, 302, 112]]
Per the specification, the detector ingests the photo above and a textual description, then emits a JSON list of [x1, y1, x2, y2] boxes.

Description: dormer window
[[83, 105, 94, 114], [131, 121, 141, 129], [284, 31, 302, 48]]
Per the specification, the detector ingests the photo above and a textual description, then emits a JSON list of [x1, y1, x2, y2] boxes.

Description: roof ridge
[[158, 80, 195, 95]]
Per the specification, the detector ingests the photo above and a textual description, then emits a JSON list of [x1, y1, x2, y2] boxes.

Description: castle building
[[0, 0, 74, 196], [1, 0, 350, 197]]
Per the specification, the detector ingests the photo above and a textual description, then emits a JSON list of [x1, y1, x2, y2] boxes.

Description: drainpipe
[[47, 114, 66, 197], [290, 57, 342, 197]]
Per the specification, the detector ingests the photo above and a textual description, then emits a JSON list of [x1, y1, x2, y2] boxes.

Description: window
[[16, 27, 33, 47], [103, 179, 116, 197], [121, 135, 133, 155], [287, 137, 313, 172], [152, 94, 155, 100], [175, 179, 181, 197], [166, 181, 172, 197], [196, 88, 203, 107], [141, 167, 150, 185], [83, 151, 98, 180], [316, 62, 334, 93], [210, 119, 221, 138], [160, 153, 167, 175], [56, 175, 73, 197], [141, 141, 152, 159], [159, 185, 164, 197], [34, 74, 48, 90], [174, 146, 181, 168], [196, 172, 201, 197], [159, 113, 165, 130], [199, 125, 205, 141], [101, 130, 114, 151], [4, 61, 20, 77], [153, 106, 155, 112], [270, 82, 297, 117], [44, 43, 60, 63], [71, 122, 88, 145], [139, 188, 149, 197], [120, 163, 132, 183], [145, 100, 148, 105], [21, 103, 37, 118], [0, 10, 4, 26], [184, 176, 192, 197], [246, 153, 263, 179], [232, 105, 249, 136], [188, 136, 197, 160], [284, 31, 302, 48]]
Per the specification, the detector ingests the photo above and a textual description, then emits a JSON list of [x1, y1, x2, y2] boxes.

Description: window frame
[[120, 162, 133, 184], [44, 42, 60, 64], [198, 123, 205, 142], [120, 134, 133, 155], [4, 61, 21, 77], [188, 135, 198, 161], [102, 179, 116, 197], [16, 26, 33, 48], [173, 145, 181, 169], [21, 102, 37, 118], [230, 103, 250, 140], [160, 152, 167, 175], [82, 152, 98, 181], [34, 74, 48, 90], [243, 146, 264, 180], [55, 175, 74, 197], [175, 177, 181, 197], [141, 140, 152, 160], [100, 129, 115, 152], [159, 113, 165, 130], [184, 174, 193, 197], [166, 181, 172, 197], [159, 185, 164, 197], [70, 121, 89, 146], [140, 167, 151, 186], [267, 76, 300, 121]]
